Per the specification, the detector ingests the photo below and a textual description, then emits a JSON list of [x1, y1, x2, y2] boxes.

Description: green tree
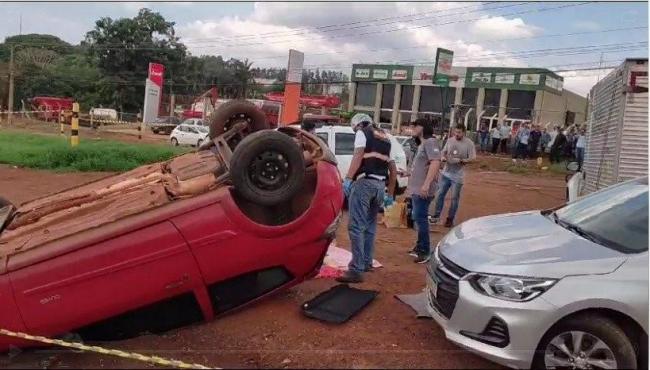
[[84, 8, 187, 112]]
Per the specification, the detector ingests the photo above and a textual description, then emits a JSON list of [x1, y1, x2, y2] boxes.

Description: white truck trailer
[[583, 58, 648, 193]]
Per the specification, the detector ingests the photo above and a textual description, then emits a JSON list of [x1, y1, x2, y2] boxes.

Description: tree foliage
[[0, 8, 348, 113]]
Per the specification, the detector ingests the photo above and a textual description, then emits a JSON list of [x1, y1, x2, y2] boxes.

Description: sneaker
[[444, 218, 454, 228], [428, 216, 440, 225], [414, 253, 431, 264], [407, 247, 418, 257], [336, 271, 363, 284]]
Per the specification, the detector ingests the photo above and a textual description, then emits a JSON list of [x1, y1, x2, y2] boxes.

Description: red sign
[[148, 63, 165, 88]]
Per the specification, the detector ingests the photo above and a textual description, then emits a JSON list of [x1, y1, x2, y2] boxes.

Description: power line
[[190, 2, 592, 49]]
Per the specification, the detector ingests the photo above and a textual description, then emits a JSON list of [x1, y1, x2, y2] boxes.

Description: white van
[[314, 125, 409, 194]]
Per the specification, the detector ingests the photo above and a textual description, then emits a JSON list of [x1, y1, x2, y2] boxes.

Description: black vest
[[355, 126, 392, 180]]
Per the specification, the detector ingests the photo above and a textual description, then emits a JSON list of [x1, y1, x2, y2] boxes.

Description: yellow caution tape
[[0, 328, 215, 369]]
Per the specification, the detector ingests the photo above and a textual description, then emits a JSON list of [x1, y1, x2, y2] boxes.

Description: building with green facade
[[349, 64, 588, 132]]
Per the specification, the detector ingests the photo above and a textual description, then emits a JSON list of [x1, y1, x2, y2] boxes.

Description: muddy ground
[[0, 152, 566, 369]]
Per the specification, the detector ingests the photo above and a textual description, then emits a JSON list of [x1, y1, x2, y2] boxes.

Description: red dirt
[[0, 157, 566, 369]]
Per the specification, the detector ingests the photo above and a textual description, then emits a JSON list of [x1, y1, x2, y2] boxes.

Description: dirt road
[[0, 159, 566, 369]]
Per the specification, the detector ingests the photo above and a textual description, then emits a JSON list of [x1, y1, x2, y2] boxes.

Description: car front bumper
[[426, 276, 558, 369]]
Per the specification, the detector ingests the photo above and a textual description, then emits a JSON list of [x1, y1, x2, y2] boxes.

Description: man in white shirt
[[575, 127, 587, 171], [338, 113, 397, 283]]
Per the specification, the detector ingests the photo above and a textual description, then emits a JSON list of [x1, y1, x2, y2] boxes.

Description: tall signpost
[[142, 63, 165, 134], [279, 49, 304, 126], [433, 48, 454, 135]]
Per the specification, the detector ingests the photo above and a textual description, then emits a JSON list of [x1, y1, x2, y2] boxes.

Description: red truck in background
[[30, 97, 74, 122]]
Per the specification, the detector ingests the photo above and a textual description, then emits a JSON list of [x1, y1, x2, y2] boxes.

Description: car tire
[[533, 314, 637, 370], [230, 130, 305, 206], [152, 129, 158, 134], [197, 139, 203, 148], [171, 137, 179, 146], [208, 100, 268, 140]]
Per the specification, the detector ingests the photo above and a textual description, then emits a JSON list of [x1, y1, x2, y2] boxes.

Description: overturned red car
[[0, 101, 343, 349]]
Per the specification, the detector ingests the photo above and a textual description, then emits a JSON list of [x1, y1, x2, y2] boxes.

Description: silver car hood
[[439, 211, 627, 279]]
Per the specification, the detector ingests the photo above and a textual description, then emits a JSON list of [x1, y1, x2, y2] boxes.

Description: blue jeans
[[412, 195, 433, 255], [480, 135, 489, 151], [347, 178, 385, 274], [432, 174, 464, 223]]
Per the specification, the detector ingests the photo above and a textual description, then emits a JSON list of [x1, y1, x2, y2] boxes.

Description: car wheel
[[197, 139, 203, 148], [171, 138, 179, 146], [208, 100, 268, 148], [534, 314, 637, 370], [230, 130, 305, 206], [152, 129, 158, 134]]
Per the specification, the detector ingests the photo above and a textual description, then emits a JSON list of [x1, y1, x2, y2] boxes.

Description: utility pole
[[8, 45, 15, 124]]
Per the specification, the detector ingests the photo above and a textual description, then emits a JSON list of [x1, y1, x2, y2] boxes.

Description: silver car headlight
[[470, 274, 557, 302]]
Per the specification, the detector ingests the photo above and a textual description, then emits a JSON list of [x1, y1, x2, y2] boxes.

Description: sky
[[0, 1, 648, 95]]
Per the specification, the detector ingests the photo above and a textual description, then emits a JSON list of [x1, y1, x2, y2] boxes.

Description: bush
[[0, 131, 187, 172]]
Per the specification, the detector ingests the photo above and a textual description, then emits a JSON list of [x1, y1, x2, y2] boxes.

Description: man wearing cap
[[337, 113, 397, 283]]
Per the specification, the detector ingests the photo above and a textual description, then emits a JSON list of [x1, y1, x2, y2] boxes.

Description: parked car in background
[[149, 116, 181, 135], [395, 135, 417, 167], [426, 177, 648, 369], [170, 123, 209, 147], [314, 125, 409, 194], [180, 118, 205, 127]]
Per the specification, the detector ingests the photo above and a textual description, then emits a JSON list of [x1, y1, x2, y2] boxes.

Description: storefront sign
[[355, 68, 370, 79], [495, 73, 515, 84], [391, 69, 408, 80], [142, 62, 164, 124], [286, 49, 305, 83], [520, 73, 541, 85], [373, 69, 389, 79], [472, 72, 492, 83]]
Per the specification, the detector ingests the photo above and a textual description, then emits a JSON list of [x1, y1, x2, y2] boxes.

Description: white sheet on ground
[[323, 240, 383, 269]]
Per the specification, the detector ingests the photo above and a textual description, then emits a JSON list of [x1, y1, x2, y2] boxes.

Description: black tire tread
[[208, 100, 268, 139], [230, 130, 305, 206]]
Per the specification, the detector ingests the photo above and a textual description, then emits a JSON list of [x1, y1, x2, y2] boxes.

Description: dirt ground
[[0, 154, 567, 369]]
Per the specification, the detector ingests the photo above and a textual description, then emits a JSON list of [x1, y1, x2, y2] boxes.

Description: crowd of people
[[336, 114, 474, 283], [479, 122, 586, 169], [333, 113, 586, 284]]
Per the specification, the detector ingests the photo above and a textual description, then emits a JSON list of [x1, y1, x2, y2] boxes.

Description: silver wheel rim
[[544, 330, 618, 369]]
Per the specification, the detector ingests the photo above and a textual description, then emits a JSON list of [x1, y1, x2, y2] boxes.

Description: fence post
[[71, 103, 79, 147], [59, 110, 65, 136], [90, 108, 94, 130]]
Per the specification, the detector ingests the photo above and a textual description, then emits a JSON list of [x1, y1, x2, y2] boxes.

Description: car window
[[178, 125, 187, 132], [316, 133, 329, 146], [197, 126, 208, 134], [335, 133, 355, 155], [554, 178, 648, 253], [187, 126, 199, 134]]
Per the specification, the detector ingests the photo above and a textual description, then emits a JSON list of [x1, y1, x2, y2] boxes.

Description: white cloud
[[470, 16, 542, 39], [177, 1, 544, 73], [561, 69, 614, 96]]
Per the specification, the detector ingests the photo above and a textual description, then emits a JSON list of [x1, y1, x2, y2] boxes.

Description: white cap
[[350, 113, 373, 131]]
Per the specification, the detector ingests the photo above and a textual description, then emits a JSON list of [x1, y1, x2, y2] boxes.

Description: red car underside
[[0, 130, 343, 350]]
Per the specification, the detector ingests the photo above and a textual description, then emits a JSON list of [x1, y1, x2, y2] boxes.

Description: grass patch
[[0, 131, 188, 172]]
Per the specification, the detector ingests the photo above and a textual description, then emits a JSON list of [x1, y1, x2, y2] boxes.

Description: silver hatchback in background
[[427, 177, 648, 369]]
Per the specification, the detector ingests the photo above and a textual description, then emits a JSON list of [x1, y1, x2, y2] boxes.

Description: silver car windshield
[[554, 178, 648, 253]]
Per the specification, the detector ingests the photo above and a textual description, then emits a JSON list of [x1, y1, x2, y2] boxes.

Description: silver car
[[427, 177, 648, 369]]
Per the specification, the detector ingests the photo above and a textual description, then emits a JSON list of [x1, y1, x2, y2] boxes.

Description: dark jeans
[[500, 138, 508, 154], [513, 142, 529, 159], [432, 174, 463, 223], [550, 146, 563, 163], [412, 195, 433, 256], [529, 140, 540, 157], [491, 138, 500, 153], [576, 147, 585, 170], [479, 135, 489, 152], [347, 178, 385, 274]]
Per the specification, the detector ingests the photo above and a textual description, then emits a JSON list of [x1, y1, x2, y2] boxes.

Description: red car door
[[9, 221, 208, 338]]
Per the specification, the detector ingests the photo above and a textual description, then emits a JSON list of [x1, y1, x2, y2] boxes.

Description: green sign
[[465, 67, 563, 93], [351, 64, 414, 84], [433, 48, 454, 87]]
